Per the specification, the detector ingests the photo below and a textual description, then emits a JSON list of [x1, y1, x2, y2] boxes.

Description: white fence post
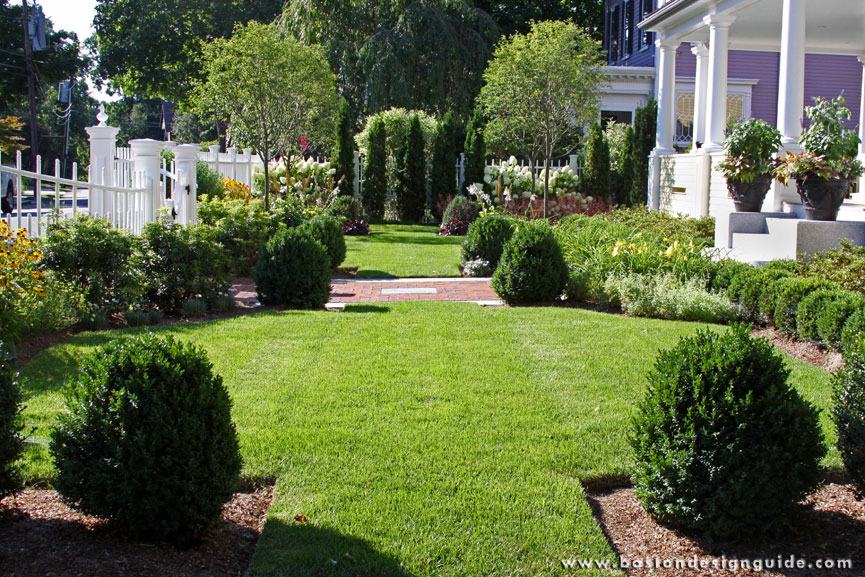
[[208, 144, 220, 174], [458, 153, 466, 191], [172, 144, 199, 226], [129, 139, 166, 225], [353, 152, 362, 198], [85, 105, 120, 218]]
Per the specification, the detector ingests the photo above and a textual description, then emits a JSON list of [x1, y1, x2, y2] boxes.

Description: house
[[601, 0, 865, 260]]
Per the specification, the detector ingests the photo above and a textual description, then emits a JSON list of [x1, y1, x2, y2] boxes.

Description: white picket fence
[[198, 145, 262, 191], [1, 150, 151, 238]]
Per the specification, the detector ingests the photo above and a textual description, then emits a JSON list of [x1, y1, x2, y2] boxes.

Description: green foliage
[[356, 108, 438, 165], [616, 125, 637, 206], [198, 21, 339, 209], [631, 326, 825, 540], [818, 291, 864, 349], [301, 215, 347, 270], [774, 276, 839, 335], [42, 218, 141, 313], [796, 288, 846, 342], [21, 276, 89, 338], [139, 219, 232, 315], [603, 206, 715, 243], [709, 259, 752, 292], [183, 298, 209, 318], [397, 115, 427, 222], [581, 123, 610, 200], [442, 195, 481, 226], [492, 221, 568, 304], [604, 272, 740, 324], [479, 20, 605, 204], [725, 262, 798, 323], [461, 214, 516, 268], [431, 112, 458, 219], [463, 107, 486, 192], [334, 100, 356, 197], [630, 101, 657, 205], [800, 240, 865, 294], [842, 309, 865, 351], [327, 196, 366, 222], [254, 227, 332, 308], [210, 294, 236, 314], [362, 118, 388, 219], [196, 161, 224, 198], [717, 118, 783, 183], [198, 196, 276, 276], [0, 344, 22, 498], [51, 334, 242, 543], [833, 335, 865, 496]]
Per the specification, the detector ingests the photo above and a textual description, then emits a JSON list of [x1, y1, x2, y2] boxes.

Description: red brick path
[[231, 278, 501, 308]]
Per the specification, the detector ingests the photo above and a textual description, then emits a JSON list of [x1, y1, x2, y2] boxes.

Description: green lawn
[[343, 224, 463, 278], [17, 304, 837, 576]]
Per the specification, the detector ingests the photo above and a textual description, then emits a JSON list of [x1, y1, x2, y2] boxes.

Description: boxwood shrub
[[796, 288, 846, 342], [709, 259, 752, 293], [461, 214, 516, 269], [773, 277, 838, 335], [833, 335, 865, 496], [442, 195, 480, 226], [0, 343, 23, 498], [818, 292, 864, 349], [51, 334, 242, 543], [842, 309, 865, 352], [492, 221, 568, 305], [631, 325, 825, 540], [254, 228, 332, 309], [301, 215, 347, 271]]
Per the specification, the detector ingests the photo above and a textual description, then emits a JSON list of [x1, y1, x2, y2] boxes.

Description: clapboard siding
[[804, 54, 862, 129]]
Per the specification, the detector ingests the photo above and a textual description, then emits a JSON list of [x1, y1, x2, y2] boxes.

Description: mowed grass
[[17, 304, 837, 576], [343, 224, 462, 278]]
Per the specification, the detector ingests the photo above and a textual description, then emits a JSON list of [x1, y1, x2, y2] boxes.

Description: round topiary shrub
[[631, 325, 825, 540], [818, 291, 864, 349], [796, 288, 846, 342], [492, 221, 568, 305], [773, 277, 838, 335], [461, 214, 516, 269], [441, 195, 480, 226], [327, 196, 366, 223], [709, 259, 752, 293], [834, 335, 865, 496], [842, 308, 865, 352], [254, 227, 332, 309], [0, 343, 23, 498], [50, 333, 242, 543], [301, 215, 347, 271]]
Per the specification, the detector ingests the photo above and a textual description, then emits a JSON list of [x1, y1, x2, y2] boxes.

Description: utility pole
[[22, 0, 39, 165]]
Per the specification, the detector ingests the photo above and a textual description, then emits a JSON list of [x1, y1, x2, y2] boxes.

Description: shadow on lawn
[[252, 518, 414, 577], [353, 234, 458, 247], [343, 305, 390, 314]]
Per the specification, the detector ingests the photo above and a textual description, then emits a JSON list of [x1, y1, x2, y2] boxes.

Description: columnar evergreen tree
[[431, 112, 458, 218], [398, 115, 427, 222], [619, 125, 637, 206], [334, 100, 356, 197], [362, 118, 388, 219], [582, 123, 610, 200], [631, 101, 657, 205], [463, 108, 486, 193]]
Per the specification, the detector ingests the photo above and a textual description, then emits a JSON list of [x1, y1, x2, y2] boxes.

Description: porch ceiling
[[641, 0, 865, 55]]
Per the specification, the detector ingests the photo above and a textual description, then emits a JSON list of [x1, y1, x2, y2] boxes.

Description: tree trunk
[[263, 148, 270, 211], [543, 154, 551, 220]]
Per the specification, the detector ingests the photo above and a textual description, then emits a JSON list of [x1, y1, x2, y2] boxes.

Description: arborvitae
[[362, 117, 387, 219], [334, 100, 355, 197], [582, 123, 610, 200], [431, 111, 457, 219], [631, 101, 657, 205], [463, 107, 486, 193], [398, 114, 427, 222], [619, 125, 637, 206]]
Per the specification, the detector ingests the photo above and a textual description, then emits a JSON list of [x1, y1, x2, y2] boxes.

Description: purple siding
[[673, 48, 861, 129], [622, 47, 655, 67]]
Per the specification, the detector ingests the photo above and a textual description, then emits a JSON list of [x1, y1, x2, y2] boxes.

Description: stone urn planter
[[727, 175, 773, 212], [794, 175, 850, 221]]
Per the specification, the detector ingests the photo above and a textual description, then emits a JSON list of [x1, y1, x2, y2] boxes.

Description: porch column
[[703, 15, 735, 152], [655, 39, 678, 153], [691, 43, 709, 150], [777, 0, 806, 150]]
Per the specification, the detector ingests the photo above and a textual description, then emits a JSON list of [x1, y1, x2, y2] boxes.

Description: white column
[[655, 39, 678, 153], [129, 139, 166, 225], [84, 105, 120, 218], [778, 0, 806, 150], [172, 144, 199, 226], [703, 15, 735, 152], [691, 43, 710, 150]]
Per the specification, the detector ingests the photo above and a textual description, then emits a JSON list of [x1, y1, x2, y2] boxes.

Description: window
[[610, 6, 620, 62], [674, 92, 752, 147], [623, 0, 632, 58], [602, 110, 634, 126], [726, 95, 745, 121], [639, 0, 653, 50]]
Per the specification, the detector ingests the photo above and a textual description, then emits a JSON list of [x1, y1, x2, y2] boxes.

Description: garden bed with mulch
[[0, 481, 275, 577], [587, 483, 865, 577]]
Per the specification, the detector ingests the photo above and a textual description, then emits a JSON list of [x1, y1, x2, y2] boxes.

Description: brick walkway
[[231, 278, 502, 308]]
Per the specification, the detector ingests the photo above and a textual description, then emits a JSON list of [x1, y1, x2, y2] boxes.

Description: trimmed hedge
[[842, 309, 865, 352], [301, 216, 347, 271], [710, 259, 752, 292], [631, 325, 825, 539], [834, 335, 865, 496], [492, 222, 568, 305], [773, 277, 838, 335], [51, 334, 242, 543], [254, 228, 332, 309], [818, 292, 864, 349], [461, 214, 516, 269], [797, 288, 846, 342]]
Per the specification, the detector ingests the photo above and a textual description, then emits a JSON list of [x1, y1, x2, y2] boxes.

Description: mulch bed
[[0, 481, 275, 577], [752, 327, 844, 373], [587, 483, 865, 576]]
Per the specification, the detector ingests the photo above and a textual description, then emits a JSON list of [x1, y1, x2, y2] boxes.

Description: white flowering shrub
[[463, 257, 493, 277]]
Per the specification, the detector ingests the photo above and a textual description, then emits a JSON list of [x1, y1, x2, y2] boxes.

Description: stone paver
[[231, 277, 502, 308]]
